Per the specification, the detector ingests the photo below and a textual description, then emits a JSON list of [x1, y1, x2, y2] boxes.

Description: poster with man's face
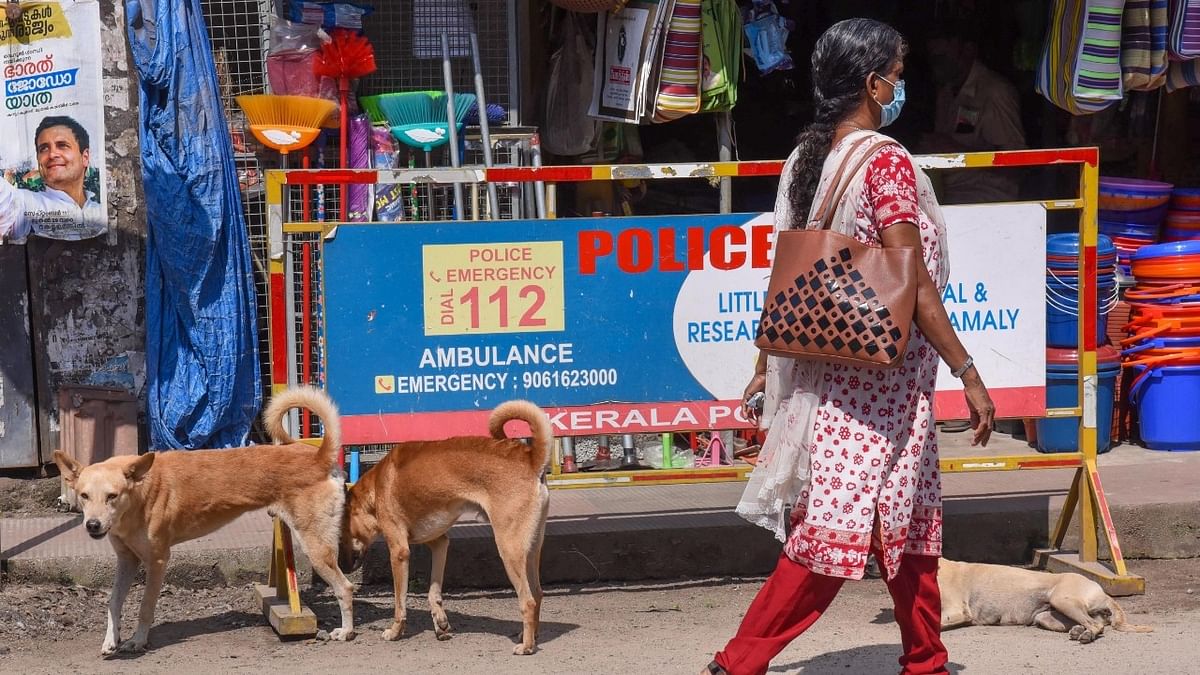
[[0, 0, 107, 243]]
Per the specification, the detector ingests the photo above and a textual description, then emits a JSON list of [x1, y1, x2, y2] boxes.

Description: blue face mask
[[874, 75, 906, 128]]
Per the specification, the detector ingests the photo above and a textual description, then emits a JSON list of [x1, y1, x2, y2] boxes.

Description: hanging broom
[[313, 29, 377, 221], [236, 94, 335, 225], [235, 94, 336, 164]]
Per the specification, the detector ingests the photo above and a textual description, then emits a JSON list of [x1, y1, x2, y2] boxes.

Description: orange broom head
[[314, 29, 377, 81], [235, 95, 335, 153]]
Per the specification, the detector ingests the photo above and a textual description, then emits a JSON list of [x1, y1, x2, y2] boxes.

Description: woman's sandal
[[705, 662, 728, 675]]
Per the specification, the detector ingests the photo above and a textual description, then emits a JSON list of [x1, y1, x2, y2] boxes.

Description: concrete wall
[[21, 0, 146, 464]]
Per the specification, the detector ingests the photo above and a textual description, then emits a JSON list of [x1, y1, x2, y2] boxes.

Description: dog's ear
[[52, 450, 82, 487], [125, 453, 156, 482]]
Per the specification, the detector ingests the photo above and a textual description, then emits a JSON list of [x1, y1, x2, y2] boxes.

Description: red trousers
[[713, 550, 947, 675]]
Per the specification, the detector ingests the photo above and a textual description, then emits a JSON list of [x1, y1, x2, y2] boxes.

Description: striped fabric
[[653, 0, 704, 123], [1074, 0, 1125, 101], [1166, 57, 1200, 90], [1037, 0, 1126, 115], [1121, 0, 1170, 90], [1168, 0, 1200, 60]]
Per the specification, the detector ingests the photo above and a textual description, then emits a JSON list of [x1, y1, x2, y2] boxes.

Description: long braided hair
[[786, 19, 908, 228]]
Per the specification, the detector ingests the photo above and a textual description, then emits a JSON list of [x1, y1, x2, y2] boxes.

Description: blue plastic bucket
[[1037, 346, 1120, 453], [1047, 233, 1117, 259], [1046, 278, 1116, 348], [1130, 365, 1200, 451]]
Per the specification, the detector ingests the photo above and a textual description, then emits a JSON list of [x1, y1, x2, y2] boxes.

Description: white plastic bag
[[544, 13, 597, 156]]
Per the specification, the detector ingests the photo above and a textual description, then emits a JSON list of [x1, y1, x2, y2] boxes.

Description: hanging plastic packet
[[347, 115, 373, 222], [372, 127, 406, 222], [742, 0, 794, 75], [266, 18, 338, 101], [288, 1, 374, 32]]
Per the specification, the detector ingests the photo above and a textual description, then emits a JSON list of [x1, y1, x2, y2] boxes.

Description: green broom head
[[359, 94, 385, 125]]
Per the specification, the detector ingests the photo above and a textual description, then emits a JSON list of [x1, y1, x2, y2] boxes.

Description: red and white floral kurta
[[779, 143, 946, 580]]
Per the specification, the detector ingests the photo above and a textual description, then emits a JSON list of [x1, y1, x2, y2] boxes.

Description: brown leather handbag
[[754, 136, 922, 368]]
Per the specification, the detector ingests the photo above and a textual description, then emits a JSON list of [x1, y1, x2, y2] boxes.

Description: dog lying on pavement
[[52, 386, 357, 655], [938, 558, 1153, 643], [339, 400, 551, 655]]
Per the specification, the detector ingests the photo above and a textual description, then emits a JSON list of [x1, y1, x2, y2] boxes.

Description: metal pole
[[560, 436, 577, 473], [717, 112, 733, 214], [531, 133, 547, 219], [470, 32, 501, 219], [441, 33, 466, 220], [620, 433, 637, 468]]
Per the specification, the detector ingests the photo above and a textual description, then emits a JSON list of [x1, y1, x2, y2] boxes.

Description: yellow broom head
[[235, 95, 336, 153]]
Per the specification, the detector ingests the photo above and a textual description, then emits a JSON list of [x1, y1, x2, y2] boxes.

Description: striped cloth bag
[[653, 0, 704, 123], [1037, 0, 1126, 114], [1165, 57, 1200, 90], [1121, 0, 1171, 90], [1168, 0, 1200, 59]]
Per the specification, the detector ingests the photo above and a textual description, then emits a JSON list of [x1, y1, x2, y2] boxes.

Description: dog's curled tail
[[263, 386, 342, 467], [488, 400, 552, 471], [1107, 597, 1154, 633]]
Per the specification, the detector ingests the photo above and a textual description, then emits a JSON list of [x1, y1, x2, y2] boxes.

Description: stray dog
[[52, 386, 356, 655], [938, 558, 1153, 643], [339, 400, 551, 655]]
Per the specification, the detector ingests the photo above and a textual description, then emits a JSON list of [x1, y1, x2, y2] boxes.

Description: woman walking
[[705, 18, 995, 675]]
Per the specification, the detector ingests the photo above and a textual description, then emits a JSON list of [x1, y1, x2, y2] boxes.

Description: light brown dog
[[52, 386, 356, 655], [339, 400, 551, 655], [938, 558, 1153, 643]]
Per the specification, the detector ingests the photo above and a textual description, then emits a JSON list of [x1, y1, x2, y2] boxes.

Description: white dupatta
[[735, 131, 950, 541]]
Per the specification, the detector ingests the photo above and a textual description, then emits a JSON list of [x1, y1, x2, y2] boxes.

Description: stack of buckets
[[1162, 188, 1200, 243], [1122, 238, 1200, 451], [1038, 233, 1120, 453], [1098, 177, 1173, 278]]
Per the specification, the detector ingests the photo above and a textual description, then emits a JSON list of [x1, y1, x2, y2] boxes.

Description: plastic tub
[[1164, 231, 1200, 243], [1037, 346, 1120, 453], [1099, 219, 1162, 237], [1099, 204, 1169, 225], [1132, 240, 1200, 261], [1172, 188, 1200, 212], [1129, 365, 1200, 451]]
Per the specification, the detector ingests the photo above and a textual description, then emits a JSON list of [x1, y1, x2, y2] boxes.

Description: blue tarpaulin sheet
[[126, 0, 261, 449]]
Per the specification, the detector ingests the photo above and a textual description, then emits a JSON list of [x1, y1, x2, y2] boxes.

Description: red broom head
[[313, 29, 377, 81]]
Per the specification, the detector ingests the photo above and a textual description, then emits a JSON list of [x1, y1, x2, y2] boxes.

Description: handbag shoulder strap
[[811, 134, 900, 230]]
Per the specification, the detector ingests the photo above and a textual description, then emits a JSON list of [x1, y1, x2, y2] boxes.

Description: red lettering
[[617, 229, 654, 273], [687, 227, 706, 270], [710, 226, 746, 270], [581, 223, 772, 274], [751, 225, 774, 268], [657, 228, 685, 272], [578, 231, 613, 275]]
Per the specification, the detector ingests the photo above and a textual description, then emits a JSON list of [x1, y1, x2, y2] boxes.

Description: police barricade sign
[[323, 205, 1046, 445]]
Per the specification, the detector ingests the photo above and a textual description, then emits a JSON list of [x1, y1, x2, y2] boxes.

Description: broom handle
[[339, 80, 349, 222], [470, 33, 500, 220], [442, 33, 466, 221], [302, 152, 311, 222]]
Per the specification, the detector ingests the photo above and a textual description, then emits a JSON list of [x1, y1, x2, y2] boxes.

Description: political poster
[[0, 0, 107, 244]]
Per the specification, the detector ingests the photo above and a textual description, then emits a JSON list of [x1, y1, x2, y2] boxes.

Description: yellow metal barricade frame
[[262, 146, 1142, 595]]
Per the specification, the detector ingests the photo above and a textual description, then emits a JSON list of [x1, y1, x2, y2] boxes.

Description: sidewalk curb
[[4, 499, 1197, 589]]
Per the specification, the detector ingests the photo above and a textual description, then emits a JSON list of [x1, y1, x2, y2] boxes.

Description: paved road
[[1, 558, 1197, 674]]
